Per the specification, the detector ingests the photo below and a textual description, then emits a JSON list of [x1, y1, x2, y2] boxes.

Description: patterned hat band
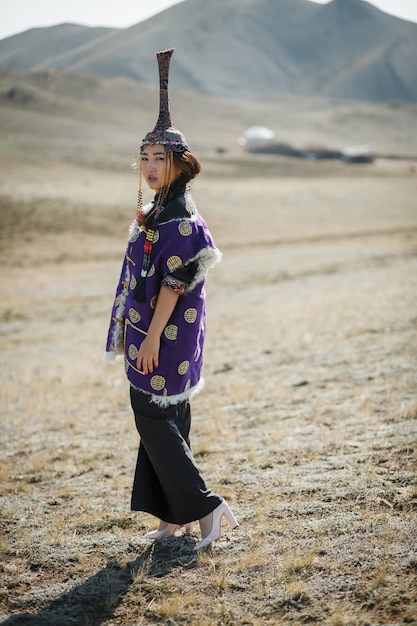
[[141, 48, 189, 153], [141, 129, 189, 153]]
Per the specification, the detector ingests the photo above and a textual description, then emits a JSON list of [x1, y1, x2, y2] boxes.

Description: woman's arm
[[136, 285, 180, 375]]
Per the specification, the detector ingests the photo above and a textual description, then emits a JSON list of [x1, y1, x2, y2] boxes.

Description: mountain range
[[0, 0, 416, 102]]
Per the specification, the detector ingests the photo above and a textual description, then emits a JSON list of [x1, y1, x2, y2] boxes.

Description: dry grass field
[[0, 87, 417, 624]]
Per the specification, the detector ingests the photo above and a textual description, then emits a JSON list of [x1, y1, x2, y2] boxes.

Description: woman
[[105, 49, 238, 551]]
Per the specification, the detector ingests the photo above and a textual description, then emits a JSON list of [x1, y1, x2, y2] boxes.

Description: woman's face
[[140, 145, 178, 191]]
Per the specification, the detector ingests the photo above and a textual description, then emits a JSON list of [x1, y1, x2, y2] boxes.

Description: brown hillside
[[0, 0, 416, 101], [1, 66, 417, 169]]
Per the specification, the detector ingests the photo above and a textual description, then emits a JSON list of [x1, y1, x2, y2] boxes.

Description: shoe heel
[[222, 502, 239, 529], [194, 501, 238, 551]]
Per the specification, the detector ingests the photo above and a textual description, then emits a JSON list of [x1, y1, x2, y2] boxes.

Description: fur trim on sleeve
[[185, 246, 222, 294]]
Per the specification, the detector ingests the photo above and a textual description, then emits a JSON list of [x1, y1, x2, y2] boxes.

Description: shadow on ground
[[2, 536, 198, 625]]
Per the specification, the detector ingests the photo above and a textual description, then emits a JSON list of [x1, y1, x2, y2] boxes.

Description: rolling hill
[[0, 0, 416, 102]]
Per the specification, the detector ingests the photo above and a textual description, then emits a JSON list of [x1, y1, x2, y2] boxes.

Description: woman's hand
[[136, 335, 160, 375], [136, 286, 180, 376]]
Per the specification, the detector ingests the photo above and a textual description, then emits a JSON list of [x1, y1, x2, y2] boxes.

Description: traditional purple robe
[[105, 192, 221, 406]]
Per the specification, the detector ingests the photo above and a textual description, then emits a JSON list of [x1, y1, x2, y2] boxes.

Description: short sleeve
[[161, 260, 198, 295]]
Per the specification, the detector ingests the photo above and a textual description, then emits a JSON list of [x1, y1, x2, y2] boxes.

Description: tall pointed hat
[[141, 48, 188, 153]]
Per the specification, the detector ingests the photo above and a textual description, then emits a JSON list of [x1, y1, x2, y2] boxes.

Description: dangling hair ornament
[[133, 48, 188, 302], [135, 163, 144, 226]]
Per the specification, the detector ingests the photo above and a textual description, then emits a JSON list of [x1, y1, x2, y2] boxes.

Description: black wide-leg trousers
[[130, 386, 222, 525]]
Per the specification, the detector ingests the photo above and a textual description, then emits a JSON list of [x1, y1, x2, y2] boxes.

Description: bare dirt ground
[[0, 154, 416, 625]]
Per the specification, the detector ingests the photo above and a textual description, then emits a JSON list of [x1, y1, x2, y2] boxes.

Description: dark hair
[[167, 150, 201, 200]]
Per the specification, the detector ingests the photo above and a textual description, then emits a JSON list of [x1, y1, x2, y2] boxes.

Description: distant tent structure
[[341, 145, 374, 163], [239, 126, 275, 147], [239, 128, 375, 164]]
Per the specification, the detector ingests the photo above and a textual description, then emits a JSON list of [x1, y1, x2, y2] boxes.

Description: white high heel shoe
[[145, 521, 195, 540], [194, 501, 238, 551], [145, 523, 178, 540]]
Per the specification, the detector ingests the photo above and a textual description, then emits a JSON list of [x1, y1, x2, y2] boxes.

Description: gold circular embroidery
[[150, 375, 166, 391], [148, 264, 155, 277], [128, 344, 138, 360], [167, 255, 182, 271], [129, 308, 141, 323], [178, 221, 192, 236], [130, 275, 137, 290], [150, 295, 158, 309], [164, 324, 178, 340], [178, 361, 190, 375], [184, 308, 197, 323]]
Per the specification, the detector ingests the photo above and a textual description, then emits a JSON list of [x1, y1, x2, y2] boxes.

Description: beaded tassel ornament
[[135, 165, 144, 226], [133, 198, 161, 302]]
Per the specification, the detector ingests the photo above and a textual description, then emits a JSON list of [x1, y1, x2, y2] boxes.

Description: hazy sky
[[1, 0, 417, 41]]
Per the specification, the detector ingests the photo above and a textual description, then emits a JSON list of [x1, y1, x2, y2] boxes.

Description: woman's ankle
[[198, 512, 213, 538]]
